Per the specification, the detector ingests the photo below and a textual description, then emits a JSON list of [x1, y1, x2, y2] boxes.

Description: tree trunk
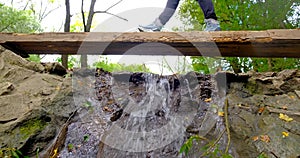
[[62, 0, 71, 69], [86, 0, 97, 32], [80, 0, 97, 68], [268, 58, 272, 71]]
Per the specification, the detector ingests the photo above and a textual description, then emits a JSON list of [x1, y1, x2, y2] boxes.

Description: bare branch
[[40, 3, 48, 21], [22, 0, 30, 10], [105, 0, 123, 12], [81, 0, 86, 31], [29, 2, 35, 15], [94, 11, 128, 21], [41, 6, 61, 21], [38, 0, 43, 21]]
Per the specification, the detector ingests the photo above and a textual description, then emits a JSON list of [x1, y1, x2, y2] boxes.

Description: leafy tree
[[178, 0, 300, 73], [3, 0, 62, 24], [0, 3, 42, 62], [179, 0, 299, 31], [0, 3, 41, 33]]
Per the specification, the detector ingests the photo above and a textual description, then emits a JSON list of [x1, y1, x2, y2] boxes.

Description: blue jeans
[[158, 0, 217, 25]]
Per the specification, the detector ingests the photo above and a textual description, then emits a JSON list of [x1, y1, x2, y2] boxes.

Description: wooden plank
[[0, 29, 299, 57]]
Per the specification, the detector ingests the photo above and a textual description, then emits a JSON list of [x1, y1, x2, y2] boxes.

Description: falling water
[[58, 69, 230, 158]]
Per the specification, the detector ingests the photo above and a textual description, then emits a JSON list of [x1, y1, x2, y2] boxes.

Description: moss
[[19, 118, 47, 140], [245, 79, 262, 94]]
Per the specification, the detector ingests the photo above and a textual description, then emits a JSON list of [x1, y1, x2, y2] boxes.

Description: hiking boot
[[204, 18, 221, 31], [138, 18, 163, 32]]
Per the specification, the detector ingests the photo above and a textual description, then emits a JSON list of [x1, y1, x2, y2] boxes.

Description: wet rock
[[112, 72, 131, 82], [110, 109, 123, 122], [73, 68, 95, 77], [129, 72, 145, 85]]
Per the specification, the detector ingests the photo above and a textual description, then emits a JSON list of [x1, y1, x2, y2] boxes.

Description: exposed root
[[224, 98, 231, 154]]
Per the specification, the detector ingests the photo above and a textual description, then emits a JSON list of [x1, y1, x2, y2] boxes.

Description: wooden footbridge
[[0, 29, 299, 68]]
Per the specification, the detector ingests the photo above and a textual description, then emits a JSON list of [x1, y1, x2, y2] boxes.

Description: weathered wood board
[[0, 29, 299, 58]]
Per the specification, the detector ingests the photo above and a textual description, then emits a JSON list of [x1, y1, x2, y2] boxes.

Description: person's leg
[[138, 0, 180, 31], [197, 0, 221, 31], [197, 0, 217, 20], [158, 0, 180, 25]]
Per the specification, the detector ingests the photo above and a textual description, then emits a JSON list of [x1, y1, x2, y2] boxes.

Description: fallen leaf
[[218, 111, 224, 117], [204, 98, 212, 102], [258, 107, 265, 114], [50, 148, 58, 158], [289, 95, 295, 99], [260, 135, 270, 143], [107, 100, 114, 105], [55, 86, 61, 91], [279, 113, 293, 122], [252, 136, 259, 141], [282, 131, 289, 138], [103, 106, 114, 112], [282, 105, 288, 110]]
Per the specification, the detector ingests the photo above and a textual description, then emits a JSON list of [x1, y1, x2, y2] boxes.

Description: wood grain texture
[[0, 29, 299, 57]]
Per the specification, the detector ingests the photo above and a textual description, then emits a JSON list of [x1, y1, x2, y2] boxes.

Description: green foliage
[[67, 143, 74, 152], [178, 0, 300, 73], [83, 135, 89, 142], [27, 55, 41, 63], [0, 148, 29, 158], [56, 55, 79, 69], [179, 0, 299, 31], [93, 56, 151, 73], [257, 152, 269, 158], [48, 0, 56, 3], [225, 57, 252, 73], [70, 17, 84, 32], [191, 57, 227, 74], [179, 135, 233, 157], [0, 3, 41, 33], [69, 13, 97, 32], [179, 135, 203, 155], [83, 100, 92, 108], [252, 58, 300, 72]]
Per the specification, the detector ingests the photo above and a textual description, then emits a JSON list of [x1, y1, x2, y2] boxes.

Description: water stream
[[58, 69, 229, 157]]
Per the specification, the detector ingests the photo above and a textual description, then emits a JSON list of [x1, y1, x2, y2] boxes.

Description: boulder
[[0, 49, 76, 157]]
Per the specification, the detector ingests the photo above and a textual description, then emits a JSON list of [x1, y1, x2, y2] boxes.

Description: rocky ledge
[[0, 47, 76, 157]]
